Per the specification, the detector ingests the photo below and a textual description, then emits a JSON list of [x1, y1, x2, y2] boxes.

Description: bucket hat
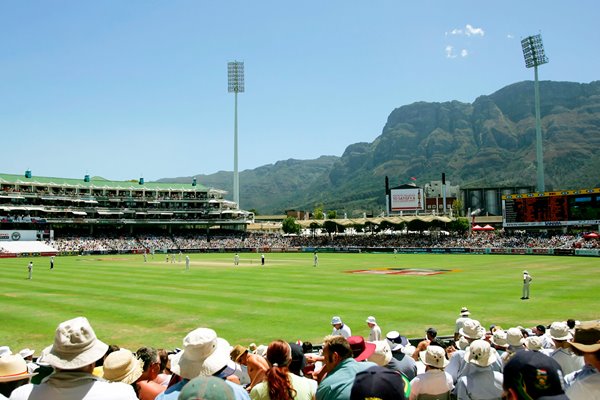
[[367, 340, 392, 367], [464, 339, 497, 367], [570, 320, 600, 353], [419, 345, 448, 369], [549, 322, 572, 341], [102, 348, 143, 384], [0, 354, 38, 382], [171, 328, 233, 380], [42, 317, 109, 370]]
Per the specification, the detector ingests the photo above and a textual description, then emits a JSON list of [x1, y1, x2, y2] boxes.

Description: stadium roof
[[0, 172, 211, 192], [296, 215, 453, 228]]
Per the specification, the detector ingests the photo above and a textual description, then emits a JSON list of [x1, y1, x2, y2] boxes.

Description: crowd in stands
[[2, 311, 598, 399], [41, 230, 600, 253]]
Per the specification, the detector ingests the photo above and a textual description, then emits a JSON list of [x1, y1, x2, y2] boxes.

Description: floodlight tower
[[521, 34, 549, 193], [228, 61, 244, 208]]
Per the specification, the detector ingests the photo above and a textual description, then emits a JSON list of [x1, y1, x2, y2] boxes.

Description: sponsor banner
[[531, 248, 553, 255], [554, 248, 575, 256], [0, 230, 39, 241], [510, 248, 527, 255], [575, 249, 600, 257], [0, 253, 17, 258]]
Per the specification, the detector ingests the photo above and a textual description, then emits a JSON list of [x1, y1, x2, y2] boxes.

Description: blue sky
[[1, 1, 598, 181]]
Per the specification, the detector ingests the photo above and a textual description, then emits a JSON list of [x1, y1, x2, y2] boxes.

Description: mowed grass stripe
[[1, 253, 599, 352]]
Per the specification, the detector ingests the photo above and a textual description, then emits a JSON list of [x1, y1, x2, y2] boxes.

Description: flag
[[410, 177, 417, 181]]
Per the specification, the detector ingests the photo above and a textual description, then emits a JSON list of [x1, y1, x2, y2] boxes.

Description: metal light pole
[[228, 61, 244, 208], [521, 34, 549, 193]]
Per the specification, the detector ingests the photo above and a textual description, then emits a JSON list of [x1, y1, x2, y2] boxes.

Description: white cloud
[[460, 49, 468, 57], [465, 24, 485, 36], [445, 45, 457, 58], [448, 24, 485, 37], [507, 34, 514, 39]]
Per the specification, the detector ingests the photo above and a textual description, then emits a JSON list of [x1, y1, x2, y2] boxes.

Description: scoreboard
[[502, 188, 600, 228]]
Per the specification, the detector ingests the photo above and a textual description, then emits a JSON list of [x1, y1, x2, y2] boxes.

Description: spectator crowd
[[1, 311, 598, 399], [42, 230, 599, 254]]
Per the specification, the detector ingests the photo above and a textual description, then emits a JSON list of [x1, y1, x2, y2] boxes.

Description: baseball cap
[[503, 351, 568, 400], [350, 365, 409, 400]]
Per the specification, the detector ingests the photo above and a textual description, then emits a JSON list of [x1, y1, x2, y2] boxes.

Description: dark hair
[[566, 319, 576, 329], [136, 347, 159, 371], [301, 342, 313, 354], [265, 340, 296, 400]]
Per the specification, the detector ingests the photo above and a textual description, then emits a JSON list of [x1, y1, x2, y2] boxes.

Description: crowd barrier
[[3, 246, 598, 258]]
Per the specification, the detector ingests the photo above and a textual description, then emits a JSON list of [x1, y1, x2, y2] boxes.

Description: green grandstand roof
[[0, 172, 211, 192]]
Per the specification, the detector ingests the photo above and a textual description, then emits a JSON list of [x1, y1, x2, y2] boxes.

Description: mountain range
[[159, 80, 600, 215]]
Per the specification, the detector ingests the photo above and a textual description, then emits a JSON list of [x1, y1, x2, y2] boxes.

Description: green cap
[[178, 376, 235, 400]]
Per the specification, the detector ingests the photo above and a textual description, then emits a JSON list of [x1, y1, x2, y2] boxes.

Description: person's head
[[502, 351, 568, 400], [331, 316, 343, 330], [464, 339, 496, 367], [549, 322, 572, 348], [43, 316, 109, 373], [459, 319, 485, 342], [156, 348, 170, 373], [350, 365, 408, 400], [287, 343, 306, 376], [426, 327, 437, 340], [322, 335, 353, 369], [178, 376, 235, 400], [569, 320, 600, 370], [102, 348, 143, 385], [366, 316, 377, 328], [136, 347, 161, 380], [0, 354, 38, 397], [566, 319, 576, 330], [534, 324, 546, 336], [265, 340, 295, 400], [419, 345, 448, 370], [460, 307, 470, 317], [229, 345, 248, 365]]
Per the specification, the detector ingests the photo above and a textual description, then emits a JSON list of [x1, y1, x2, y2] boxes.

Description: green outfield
[[1, 252, 598, 355]]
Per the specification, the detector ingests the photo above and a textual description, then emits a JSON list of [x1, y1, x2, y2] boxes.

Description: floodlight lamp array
[[227, 61, 245, 93], [521, 34, 548, 69]]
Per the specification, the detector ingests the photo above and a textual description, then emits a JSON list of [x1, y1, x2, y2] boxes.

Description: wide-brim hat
[[102, 348, 143, 385], [490, 330, 509, 348], [419, 345, 448, 369], [570, 320, 600, 353], [331, 316, 342, 325], [230, 345, 247, 363], [549, 322, 572, 341], [42, 317, 109, 370], [464, 339, 496, 367], [459, 319, 485, 340], [171, 328, 234, 380], [366, 316, 377, 324], [0, 354, 38, 382], [348, 336, 376, 362], [386, 331, 409, 351], [0, 347, 11, 357], [506, 327, 525, 347], [460, 307, 470, 316], [18, 348, 35, 359], [367, 341, 392, 367]]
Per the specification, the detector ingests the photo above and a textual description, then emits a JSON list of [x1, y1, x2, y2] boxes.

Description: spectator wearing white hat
[[454, 339, 503, 400], [385, 331, 417, 380], [16, 349, 36, 375], [366, 316, 381, 342], [409, 346, 453, 400], [158, 328, 249, 400], [546, 322, 584, 375], [331, 316, 352, 339], [9, 316, 137, 400], [0, 354, 37, 399], [454, 307, 471, 341], [447, 319, 502, 383]]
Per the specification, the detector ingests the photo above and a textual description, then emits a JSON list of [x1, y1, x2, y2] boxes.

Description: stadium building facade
[[0, 172, 253, 238]]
